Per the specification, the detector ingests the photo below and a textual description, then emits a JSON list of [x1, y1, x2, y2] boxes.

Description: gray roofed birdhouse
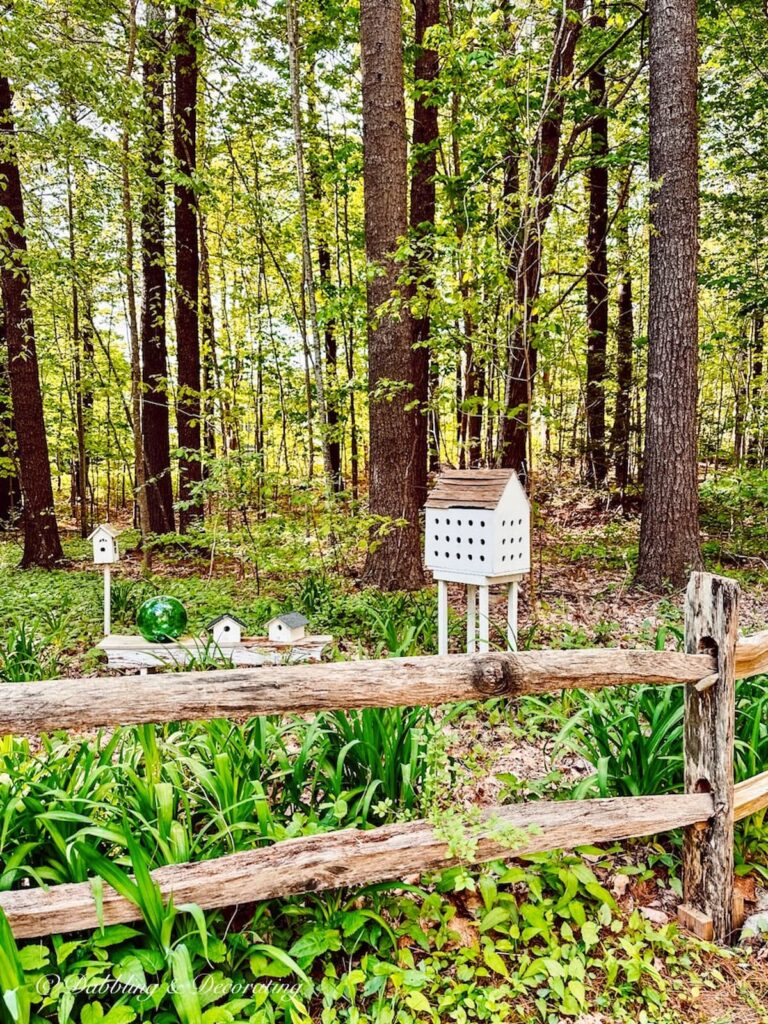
[[206, 613, 247, 645], [88, 524, 120, 565], [267, 612, 309, 644], [424, 469, 530, 583]]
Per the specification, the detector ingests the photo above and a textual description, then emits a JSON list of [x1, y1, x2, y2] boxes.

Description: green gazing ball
[[137, 596, 188, 644]]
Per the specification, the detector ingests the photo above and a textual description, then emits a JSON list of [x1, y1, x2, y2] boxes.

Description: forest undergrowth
[[1, 474, 768, 1023]]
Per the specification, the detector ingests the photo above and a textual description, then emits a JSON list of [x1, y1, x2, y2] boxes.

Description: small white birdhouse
[[88, 524, 120, 564], [424, 469, 530, 582], [206, 614, 246, 645], [267, 612, 309, 644]]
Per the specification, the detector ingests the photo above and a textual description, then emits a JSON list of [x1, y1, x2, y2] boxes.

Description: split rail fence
[[2, 572, 768, 943]]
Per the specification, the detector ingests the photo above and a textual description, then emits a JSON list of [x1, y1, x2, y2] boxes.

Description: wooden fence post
[[680, 572, 739, 943]]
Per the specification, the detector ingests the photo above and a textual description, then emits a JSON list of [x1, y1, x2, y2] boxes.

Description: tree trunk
[[734, 335, 747, 466], [306, 71, 343, 492], [610, 199, 634, 490], [409, 0, 439, 504], [123, 109, 152, 552], [0, 329, 21, 526], [0, 472, 20, 525], [585, 2, 608, 487], [318, 240, 342, 490], [637, 0, 702, 588], [286, 0, 335, 491], [360, 0, 424, 590], [174, 0, 203, 530], [65, 159, 90, 537], [199, 215, 217, 469], [463, 343, 485, 468], [498, 0, 585, 479], [748, 310, 764, 467], [449, 85, 480, 471], [0, 77, 63, 567], [141, 2, 175, 534]]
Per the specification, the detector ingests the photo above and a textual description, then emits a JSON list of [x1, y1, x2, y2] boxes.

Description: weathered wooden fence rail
[[1, 572, 768, 944], [0, 648, 714, 735]]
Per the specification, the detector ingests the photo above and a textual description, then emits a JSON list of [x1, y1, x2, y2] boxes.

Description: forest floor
[[3, 476, 768, 1022]]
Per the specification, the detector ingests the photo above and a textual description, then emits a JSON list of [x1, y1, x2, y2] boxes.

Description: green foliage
[[556, 675, 768, 801], [0, 536, 451, 671], [700, 469, 768, 558], [0, 561, 746, 1021], [558, 685, 685, 798], [0, 851, 726, 1023], [0, 623, 56, 682], [322, 707, 437, 822]]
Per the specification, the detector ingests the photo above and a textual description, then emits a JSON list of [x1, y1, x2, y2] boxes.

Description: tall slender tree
[[0, 334, 20, 525], [0, 77, 63, 567], [585, 0, 608, 486], [316, 216, 343, 491], [286, 0, 335, 491], [637, 0, 702, 587], [498, 0, 585, 478], [199, 214, 218, 468], [141, 1, 175, 534], [748, 309, 764, 466], [65, 154, 91, 536], [174, 0, 203, 530], [123, 0, 152, 549], [306, 77, 343, 491], [409, 0, 439, 497], [360, 0, 424, 589], [611, 186, 635, 490]]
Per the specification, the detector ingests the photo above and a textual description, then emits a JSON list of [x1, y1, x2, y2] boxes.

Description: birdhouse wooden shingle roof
[[425, 469, 523, 510]]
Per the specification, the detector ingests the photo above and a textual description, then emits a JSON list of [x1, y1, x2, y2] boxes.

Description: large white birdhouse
[[425, 469, 530, 580], [89, 524, 120, 565], [267, 612, 309, 644], [206, 614, 246, 645], [424, 470, 530, 655]]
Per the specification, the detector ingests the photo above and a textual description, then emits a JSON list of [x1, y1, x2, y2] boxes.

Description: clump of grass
[[0, 622, 56, 682]]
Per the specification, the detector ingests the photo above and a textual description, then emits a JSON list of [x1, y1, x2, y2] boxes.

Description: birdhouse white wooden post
[[206, 614, 246, 645], [267, 613, 309, 644], [88, 524, 121, 637], [424, 470, 530, 655]]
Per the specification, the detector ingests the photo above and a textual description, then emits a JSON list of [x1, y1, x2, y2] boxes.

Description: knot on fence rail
[[467, 652, 524, 697]]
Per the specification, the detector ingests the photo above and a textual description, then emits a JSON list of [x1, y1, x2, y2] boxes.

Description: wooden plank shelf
[[97, 633, 333, 671]]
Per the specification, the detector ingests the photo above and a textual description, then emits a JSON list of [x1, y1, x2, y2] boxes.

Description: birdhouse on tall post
[[89, 524, 120, 564], [424, 469, 530, 655], [88, 524, 121, 637]]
